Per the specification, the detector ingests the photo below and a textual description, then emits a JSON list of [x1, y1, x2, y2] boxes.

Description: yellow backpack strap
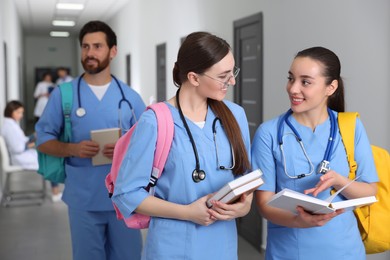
[[338, 112, 359, 180]]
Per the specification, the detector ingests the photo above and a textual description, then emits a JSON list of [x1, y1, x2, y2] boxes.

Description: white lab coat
[[33, 81, 53, 117], [1, 118, 38, 170]]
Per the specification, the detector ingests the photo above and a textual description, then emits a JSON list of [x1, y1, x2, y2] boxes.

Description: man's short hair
[[79, 20, 117, 48]]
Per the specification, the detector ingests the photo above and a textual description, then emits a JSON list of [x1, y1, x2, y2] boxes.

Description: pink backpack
[[105, 102, 174, 229]]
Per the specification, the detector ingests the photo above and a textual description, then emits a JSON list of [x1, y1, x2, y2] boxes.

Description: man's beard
[[81, 55, 110, 74]]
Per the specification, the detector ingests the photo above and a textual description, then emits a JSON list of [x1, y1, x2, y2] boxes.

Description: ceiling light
[[50, 31, 70, 37], [52, 20, 76, 27], [56, 3, 84, 10]]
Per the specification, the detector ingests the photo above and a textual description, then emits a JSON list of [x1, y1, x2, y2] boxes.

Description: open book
[[206, 169, 264, 208], [90, 127, 121, 166], [267, 188, 377, 214]]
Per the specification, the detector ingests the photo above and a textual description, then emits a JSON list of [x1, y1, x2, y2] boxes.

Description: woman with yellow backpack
[[252, 46, 379, 259]]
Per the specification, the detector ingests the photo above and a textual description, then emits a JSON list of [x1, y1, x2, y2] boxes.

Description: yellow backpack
[[338, 112, 390, 254]]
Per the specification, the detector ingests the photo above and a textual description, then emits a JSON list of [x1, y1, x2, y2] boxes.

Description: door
[[234, 12, 264, 252], [156, 43, 166, 102], [126, 54, 131, 86], [3, 42, 8, 104]]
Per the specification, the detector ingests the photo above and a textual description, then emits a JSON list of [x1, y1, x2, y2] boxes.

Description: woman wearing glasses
[[252, 47, 378, 259], [112, 31, 252, 259]]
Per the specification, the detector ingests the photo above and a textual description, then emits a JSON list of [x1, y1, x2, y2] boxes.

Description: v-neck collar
[[80, 78, 114, 104], [166, 102, 216, 142]]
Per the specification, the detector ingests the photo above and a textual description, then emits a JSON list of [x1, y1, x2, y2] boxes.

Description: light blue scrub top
[[112, 101, 250, 260], [251, 110, 378, 260], [35, 76, 146, 211]]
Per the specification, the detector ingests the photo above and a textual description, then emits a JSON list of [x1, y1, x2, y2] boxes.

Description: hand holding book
[[101, 143, 115, 160], [206, 169, 264, 208], [267, 176, 377, 214], [90, 127, 121, 166]]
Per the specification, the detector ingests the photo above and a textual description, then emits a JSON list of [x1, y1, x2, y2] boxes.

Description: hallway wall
[[109, 0, 390, 151], [0, 0, 23, 128]]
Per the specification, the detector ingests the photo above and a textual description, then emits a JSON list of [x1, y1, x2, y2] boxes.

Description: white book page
[[331, 196, 377, 211], [325, 175, 360, 203]]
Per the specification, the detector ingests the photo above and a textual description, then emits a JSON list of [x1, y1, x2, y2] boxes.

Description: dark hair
[[295, 46, 345, 112], [42, 72, 52, 80], [79, 20, 117, 48], [57, 67, 67, 72], [4, 100, 23, 118], [173, 32, 250, 175]]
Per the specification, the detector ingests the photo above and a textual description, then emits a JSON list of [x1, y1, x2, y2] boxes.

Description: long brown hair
[[173, 32, 250, 175]]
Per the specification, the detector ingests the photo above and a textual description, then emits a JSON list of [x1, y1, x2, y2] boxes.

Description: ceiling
[[13, 0, 130, 36]]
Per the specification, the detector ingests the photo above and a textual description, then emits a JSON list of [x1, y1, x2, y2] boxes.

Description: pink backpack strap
[[105, 125, 135, 197], [147, 102, 174, 190]]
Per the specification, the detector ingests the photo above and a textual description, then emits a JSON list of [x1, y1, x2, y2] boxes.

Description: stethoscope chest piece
[[192, 169, 206, 183], [76, 107, 86, 117]]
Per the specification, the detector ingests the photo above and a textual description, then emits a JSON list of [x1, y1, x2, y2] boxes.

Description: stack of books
[[207, 169, 264, 208]]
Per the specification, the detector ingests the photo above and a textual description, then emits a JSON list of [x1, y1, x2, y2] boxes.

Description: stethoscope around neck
[[277, 108, 336, 179], [75, 74, 137, 129], [175, 88, 235, 183]]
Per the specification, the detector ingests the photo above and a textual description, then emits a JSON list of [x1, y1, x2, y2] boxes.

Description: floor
[[0, 172, 264, 260]]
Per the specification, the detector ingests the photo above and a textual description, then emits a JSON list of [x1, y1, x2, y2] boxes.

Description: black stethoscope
[[175, 88, 235, 183], [212, 117, 235, 171], [75, 74, 137, 129], [277, 108, 336, 179]]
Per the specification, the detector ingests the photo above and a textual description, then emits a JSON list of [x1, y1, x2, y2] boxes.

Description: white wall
[[0, 0, 5, 117], [261, 1, 390, 150], [108, 1, 390, 259], [1, 0, 22, 101], [109, 0, 390, 151], [0, 0, 23, 127]]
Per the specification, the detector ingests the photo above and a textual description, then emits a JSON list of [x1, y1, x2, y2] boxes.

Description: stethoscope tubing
[[277, 108, 337, 178], [175, 88, 201, 172], [175, 88, 234, 183], [76, 74, 136, 123]]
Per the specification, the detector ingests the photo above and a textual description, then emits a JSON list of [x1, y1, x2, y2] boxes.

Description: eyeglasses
[[202, 66, 240, 90]]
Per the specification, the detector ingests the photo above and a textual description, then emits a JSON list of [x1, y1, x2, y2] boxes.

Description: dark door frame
[[233, 12, 264, 253]]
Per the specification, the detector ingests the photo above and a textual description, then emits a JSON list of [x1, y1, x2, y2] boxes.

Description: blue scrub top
[[35, 76, 146, 211], [112, 101, 250, 260], [251, 110, 378, 260]]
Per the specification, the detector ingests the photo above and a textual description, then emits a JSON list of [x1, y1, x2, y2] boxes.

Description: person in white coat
[[1, 100, 38, 170], [55, 67, 73, 85], [1, 100, 62, 201], [33, 72, 54, 122]]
